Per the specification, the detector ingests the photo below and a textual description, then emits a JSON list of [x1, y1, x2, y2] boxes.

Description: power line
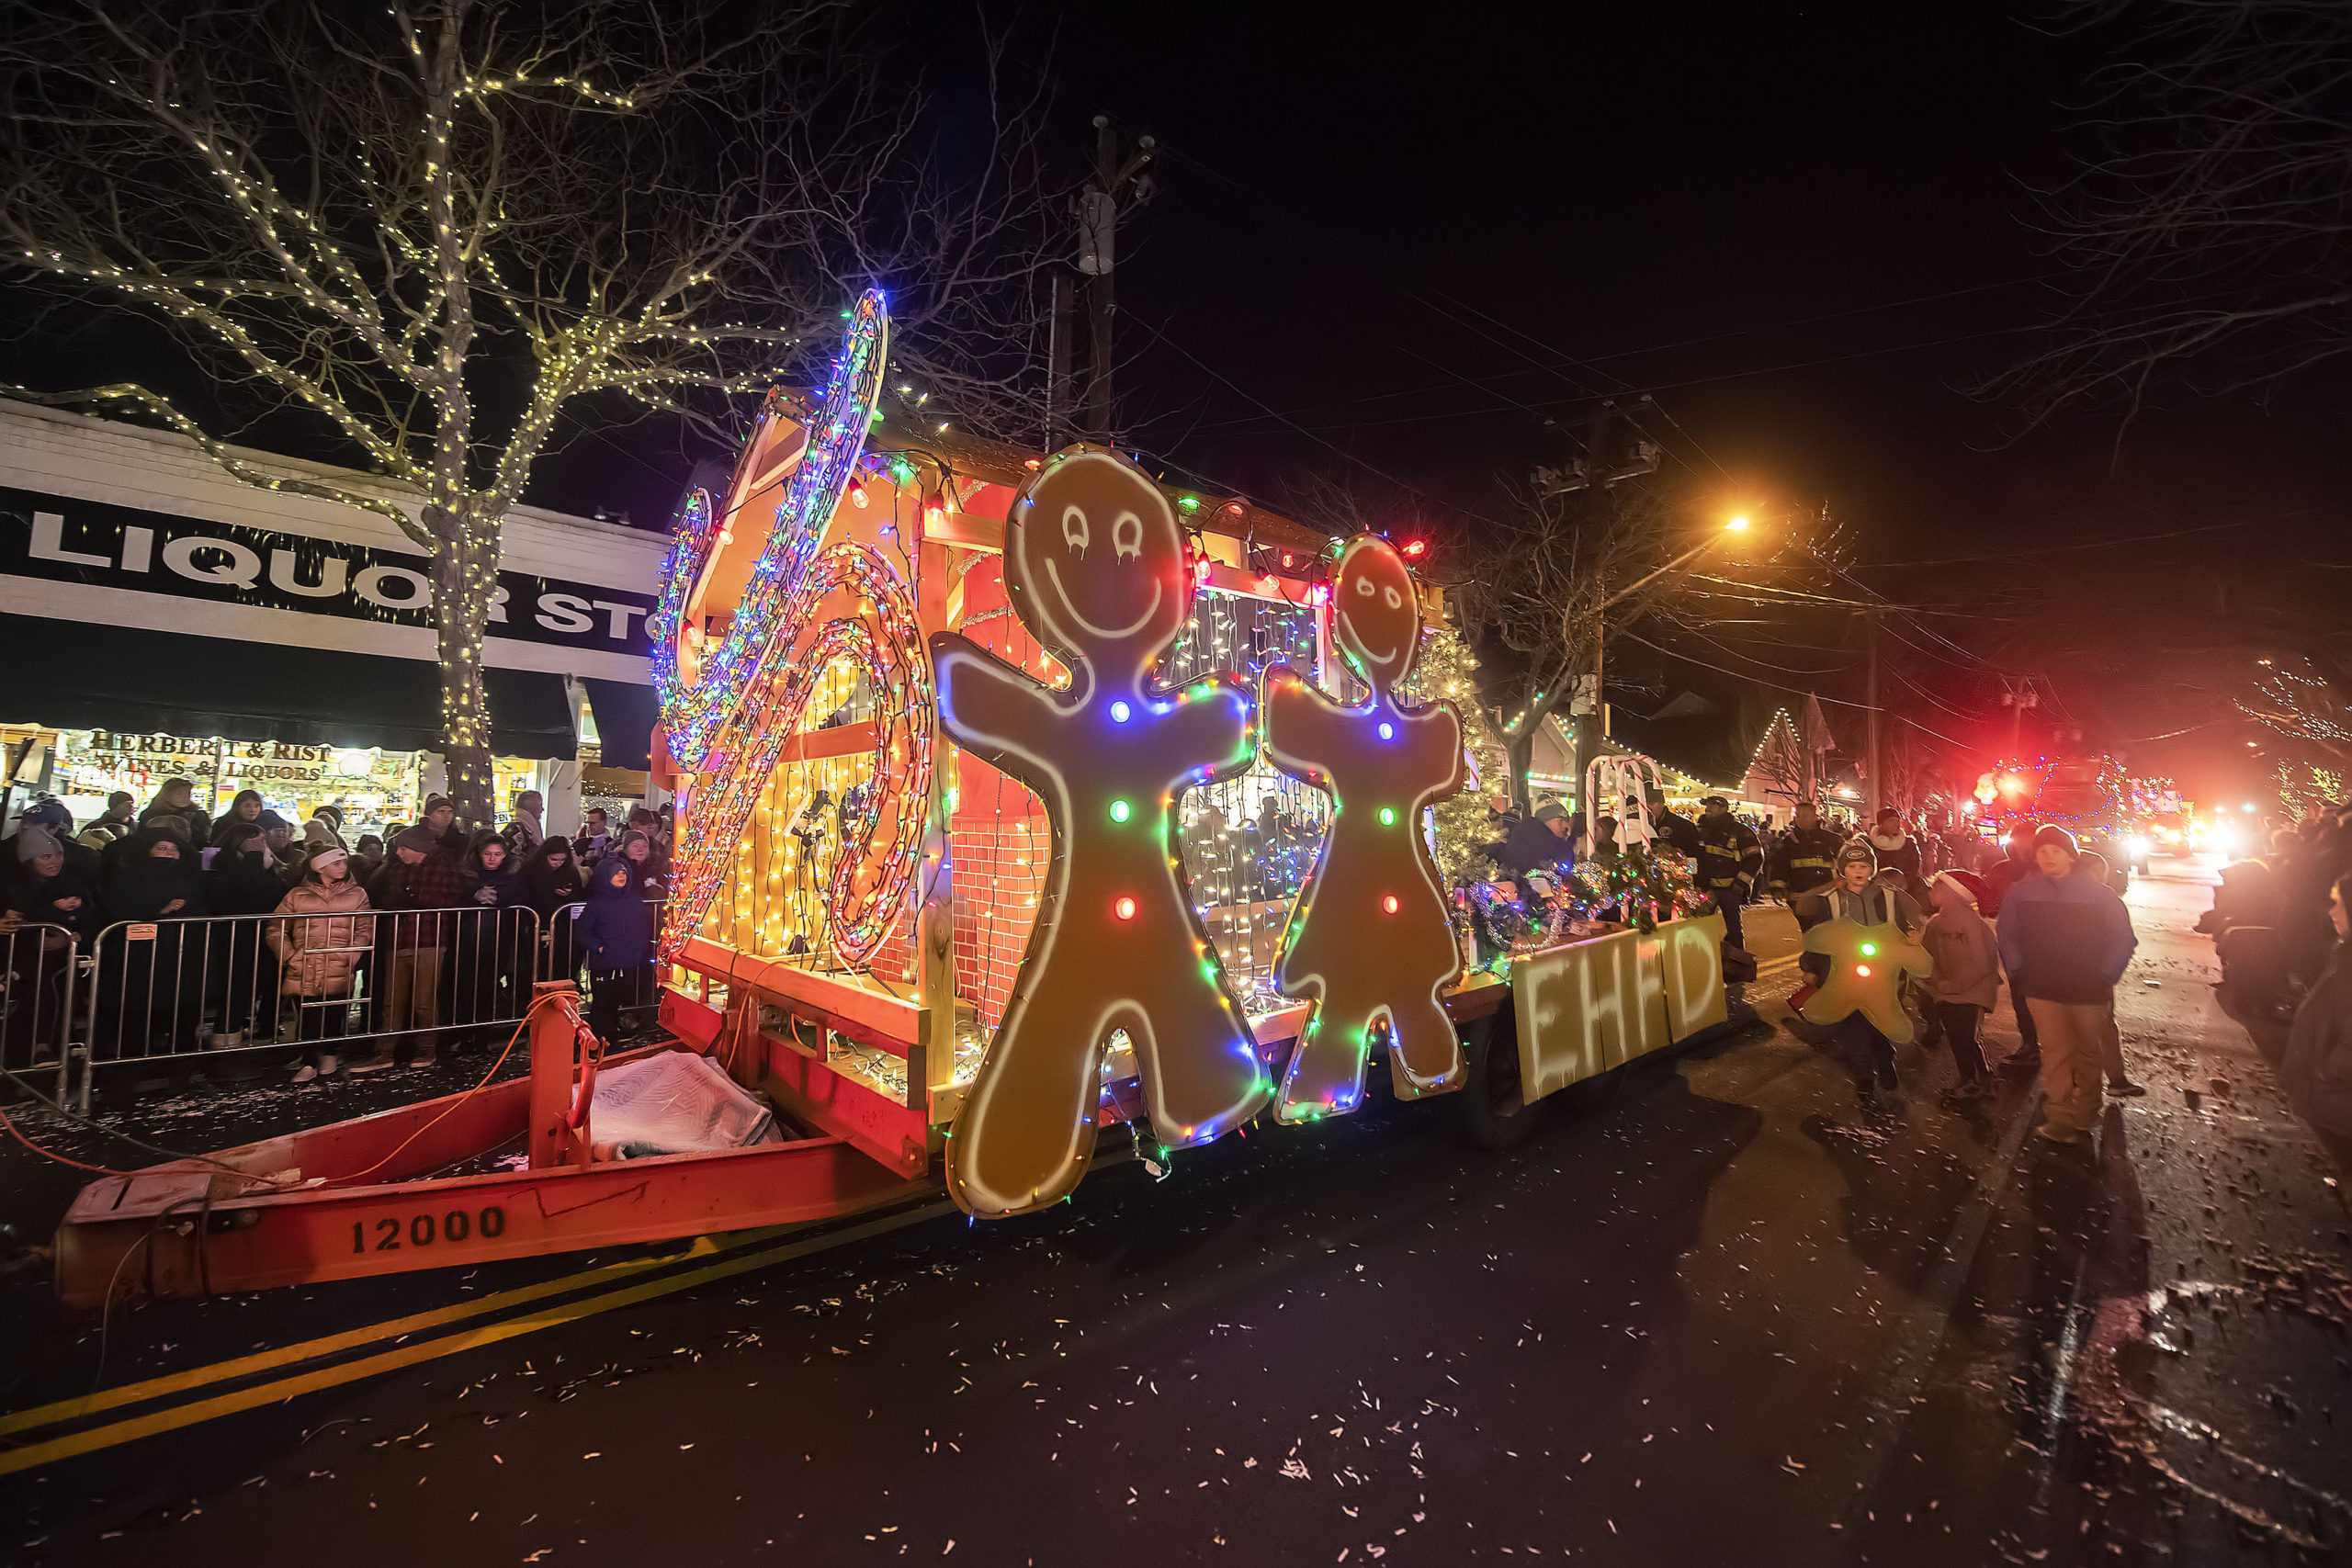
[[1119, 309, 1511, 529], [1852, 518, 2264, 570], [1616, 628, 1975, 750]]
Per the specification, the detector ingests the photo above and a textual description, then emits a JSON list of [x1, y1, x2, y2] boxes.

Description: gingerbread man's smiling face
[[1006, 452, 1189, 677], [1332, 536, 1421, 694]]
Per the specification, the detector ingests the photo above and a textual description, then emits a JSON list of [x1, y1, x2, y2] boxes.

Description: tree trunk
[[429, 503, 498, 831], [1507, 726, 1536, 814]]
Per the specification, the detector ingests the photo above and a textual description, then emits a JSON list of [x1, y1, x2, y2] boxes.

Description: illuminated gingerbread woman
[[1260, 535, 1467, 1121], [932, 450, 1273, 1216]]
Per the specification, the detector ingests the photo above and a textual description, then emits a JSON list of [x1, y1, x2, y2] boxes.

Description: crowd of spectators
[[0, 782, 673, 1081]]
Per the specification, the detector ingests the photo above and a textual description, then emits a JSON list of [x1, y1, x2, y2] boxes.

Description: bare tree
[[1453, 482, 1749, 809], [2239, 660, 2352, 761], [2003, 0, 2352, 420], [0, 0, 1051, 819]]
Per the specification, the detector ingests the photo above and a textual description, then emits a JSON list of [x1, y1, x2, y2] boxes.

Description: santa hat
[[1930, 869, 1984, 909]]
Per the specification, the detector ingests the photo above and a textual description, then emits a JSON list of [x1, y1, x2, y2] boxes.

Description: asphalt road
[[4, 858, 2349, 1566]]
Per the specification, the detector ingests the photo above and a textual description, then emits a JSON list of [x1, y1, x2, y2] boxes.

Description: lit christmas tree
[[1415, 617, 1513, 886]]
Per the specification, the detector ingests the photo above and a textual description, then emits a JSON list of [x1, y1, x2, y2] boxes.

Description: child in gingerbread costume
[[931, 450, 1274, 1216], [1261, 534, 1468, 1120]]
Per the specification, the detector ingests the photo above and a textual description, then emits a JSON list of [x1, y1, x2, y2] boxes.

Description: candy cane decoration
[[650, 289, 935, 965]]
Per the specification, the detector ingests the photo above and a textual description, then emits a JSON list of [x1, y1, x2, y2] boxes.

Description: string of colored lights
[[650, 289, 889, 770], [650, 288, 937, 967]]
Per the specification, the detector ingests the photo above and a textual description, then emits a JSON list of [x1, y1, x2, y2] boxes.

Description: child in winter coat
[[573, 855, 657, 1043], [1921, 871, 1999, 1100], [267, 845, 373, 1080], [1813, 840, 1917, 1099]]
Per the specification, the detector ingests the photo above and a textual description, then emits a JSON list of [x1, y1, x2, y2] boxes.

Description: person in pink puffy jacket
[[266, 843, 373, 1081]]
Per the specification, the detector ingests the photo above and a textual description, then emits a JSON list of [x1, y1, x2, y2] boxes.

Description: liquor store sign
[[0, 486, 655, 656], [74, 734, 340, 784]]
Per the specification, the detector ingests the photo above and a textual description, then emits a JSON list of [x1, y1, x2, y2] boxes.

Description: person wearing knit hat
[[360, 819, 469, 1071], [391, 823, 441, 857], [305, 806, 348, 854], [266, 837, 368, 1081], [22, 798, 72, 831], [1922, 870, 2000, 1100], [14, 823, 60, 863], [8, 820, 100, 942], [421, 792, 467, 856], [253, 808, 304, 883], [1806, 836, 1923, 1096], [2072, 852, 2145, 1097], [1997, 820, 2139, 1145], [6, 799, 97, 893]]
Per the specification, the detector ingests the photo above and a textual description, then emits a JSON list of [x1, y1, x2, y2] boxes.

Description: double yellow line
[[0, 1199, 954, 1477]]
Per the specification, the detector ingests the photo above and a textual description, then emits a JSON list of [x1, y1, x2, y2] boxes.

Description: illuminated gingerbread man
[[1801, 918, 1932, 1042], [932, 450, 1272, 1216], [1261, 535, 1467, 1121]]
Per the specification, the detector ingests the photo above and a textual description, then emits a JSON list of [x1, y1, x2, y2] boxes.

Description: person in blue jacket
[[1996, 825, 2138, 1145], [573, 854, 657, 1043]]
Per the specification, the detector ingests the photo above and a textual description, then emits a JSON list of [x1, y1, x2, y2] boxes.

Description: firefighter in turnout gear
[[1768, 798, 1848, 1010], [1696, 795, 1763, 949]]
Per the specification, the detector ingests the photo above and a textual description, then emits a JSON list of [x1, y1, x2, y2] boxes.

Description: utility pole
[[1863, 608, 1881, 824], [1562, 406, 1621, 821], [1998, 675, 2039, 759], [1072, 116, 1155, 442], [1044, 271, 1073, 449]]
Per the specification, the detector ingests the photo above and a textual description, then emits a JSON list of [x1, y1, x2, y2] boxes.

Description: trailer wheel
[[1458, 1010, 1541, 1150]]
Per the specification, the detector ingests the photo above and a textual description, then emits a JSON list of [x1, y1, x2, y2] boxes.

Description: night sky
[[6, 1, 2344, 805], [999, 0, 2351, 803]]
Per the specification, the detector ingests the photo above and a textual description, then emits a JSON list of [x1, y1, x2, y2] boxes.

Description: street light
[[1562, 513, 1764, 816], [1599, 513, 1758, 613]]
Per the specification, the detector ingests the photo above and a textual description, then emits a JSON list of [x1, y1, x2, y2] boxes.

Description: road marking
[[0, 1231, 763, 1440], [0, 1200, 956, 1475]]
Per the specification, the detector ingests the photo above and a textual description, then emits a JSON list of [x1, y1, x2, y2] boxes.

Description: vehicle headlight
[[2127, 835, 2151, 858]]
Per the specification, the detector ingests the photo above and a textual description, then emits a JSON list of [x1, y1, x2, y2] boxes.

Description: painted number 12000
[[351, 1207, 506, 1253]]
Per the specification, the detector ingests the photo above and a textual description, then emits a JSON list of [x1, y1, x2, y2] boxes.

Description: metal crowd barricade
[[0, 920, 79, 1104], [544, 897, 669, 1037], [78, 904, 543, 1111]]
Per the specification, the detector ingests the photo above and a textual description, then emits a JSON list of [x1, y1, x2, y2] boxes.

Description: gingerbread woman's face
[[1332, 536, 1421, 694], [1005, 452, 1189, 676]]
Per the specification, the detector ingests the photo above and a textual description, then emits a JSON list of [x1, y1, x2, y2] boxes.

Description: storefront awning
[[582, 677, 659, 772], [0, 612, 580, 757]]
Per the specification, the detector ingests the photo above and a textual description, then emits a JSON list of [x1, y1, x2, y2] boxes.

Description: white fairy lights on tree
[[2240, 662, 2352, 761], [0, 0, 1047, 821]]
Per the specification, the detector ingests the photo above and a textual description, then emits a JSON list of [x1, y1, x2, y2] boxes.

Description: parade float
[[51, 293, 1732, 1303]]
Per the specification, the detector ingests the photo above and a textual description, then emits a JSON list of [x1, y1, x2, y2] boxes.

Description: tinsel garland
[[1453, 844, 1708, 968]]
